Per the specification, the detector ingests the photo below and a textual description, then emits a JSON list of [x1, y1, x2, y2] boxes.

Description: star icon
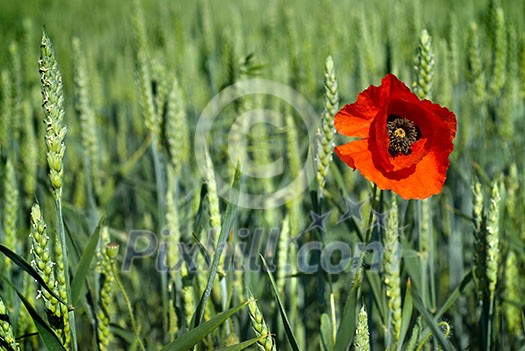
[[304, 210, 333, 233], [371, 209, 389, 230], [337, 197, 366, 224], [398, 224, 411, 237]]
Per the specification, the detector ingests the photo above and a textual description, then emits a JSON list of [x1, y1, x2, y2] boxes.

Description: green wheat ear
[[96, 227, 115, 351], [8, 41, 22, 131], [383, 196, 402, 343], [28, 202, 69, 346], [39, 29, 66, 201], [404, 317, 422, 351], [504, 250, 522, 336], [20, 101, 38, 200], [277, 215, 290, 296], [448, 16, 460, 85], [204, 149, 222, 239], [438, 39, 452, 108], [472, 177, 486, 301], [316, 55, 339, 194], [353, 305, 370, 351], [0, 295, 19, 351], [247, 293, 276, 351], [413, 29, 434, 100], [467, 23, 486, 104], [39, 29, 75, 349], [165, 165, 182, 270], [132, 0, 158, 141], [285, 107, 302, 237], [72, 37, 101, 198], [2, 159, 19, 272], [182, 285, 196, 328], [165, 76, 190, 175], [489, 7, 507, 96], [0, 69, 12, 151], [486, 180, 501, 298]]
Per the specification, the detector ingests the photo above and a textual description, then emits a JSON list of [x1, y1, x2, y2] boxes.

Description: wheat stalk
[[316, 55, 339, 194], [383, 196, 402, 342]]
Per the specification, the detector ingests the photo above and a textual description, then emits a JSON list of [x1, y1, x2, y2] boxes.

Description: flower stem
[[364, 184, 379, 243]]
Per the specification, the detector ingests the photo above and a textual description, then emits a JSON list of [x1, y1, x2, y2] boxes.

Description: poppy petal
[[334, 139, 371, 170], [334, 74, 411, 138], [334, 74, 457, 199], [337, 141, 448, 199], [334, 105, 374, 138], [419, 99, 457, 139], [386, 151, 450, 199]]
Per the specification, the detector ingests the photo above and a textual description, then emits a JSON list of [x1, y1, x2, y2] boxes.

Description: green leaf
[[17, 290, 67, 351], [160, 300, 249, 351], [334, 280, 359, 350], [365, 270, 386, 323], [71, 216, 103, 305], [435, 271, 473, 320], [0, 274, 66, 351], [522, 308, 525, 336], [402, 248, 423, 293], [260, 254, 301, 351], [192, 183, 208, 237], [193, 162, 241, 327], [320, 313, 332, 351], [397, 279, 414, 351], [0, 244, 72, 310], [216, 336, 264, 351], [411, 287, 456, 351]]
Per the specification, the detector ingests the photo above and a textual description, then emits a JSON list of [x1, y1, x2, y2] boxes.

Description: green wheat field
[[0, 0, 524, 350]]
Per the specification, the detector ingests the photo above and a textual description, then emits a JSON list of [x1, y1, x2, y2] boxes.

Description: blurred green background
[[0, 0, 524, 350]]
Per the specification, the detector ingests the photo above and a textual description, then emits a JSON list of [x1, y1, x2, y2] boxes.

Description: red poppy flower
[[334, 74, 456, 199]]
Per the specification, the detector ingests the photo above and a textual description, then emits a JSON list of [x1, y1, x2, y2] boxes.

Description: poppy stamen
[[387, 115, 421, 157]]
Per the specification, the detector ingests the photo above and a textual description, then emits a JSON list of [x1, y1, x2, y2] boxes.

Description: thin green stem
[[429, 222, 436, 312], [416, 201, 428, 308], [151, 138, 168, 336], [415, 322, 451, 351], [119, 134, 152, 176], [111, 261, 146, 351], [486, 297, 494, 351], [57, 199, 78, 351], [330, 293, 336, 347], [364, 184, 379, 243]]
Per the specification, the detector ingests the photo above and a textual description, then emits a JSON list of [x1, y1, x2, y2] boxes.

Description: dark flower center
[[387, 115, 421, 157]]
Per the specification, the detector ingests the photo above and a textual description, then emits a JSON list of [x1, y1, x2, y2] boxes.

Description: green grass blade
[[16, 289, 67, 351], [365, 270, 386, 322], [193, 162, 241, 327], [192, 183, 208, 237], [71, 216, 103, 305], [0, 244, 72, 309], [320, 313, 333, 351], [160, 300, 249, 351], [216, 336, 265, 351], [411, 287, 456, 351], [522, 309, 525, 335], [434, 271, 472, 320], [397, 279, 414, 351], [402, 248, 423, 293], [260, 254, 301, 351], [334, 281, 359, 351], [0, 273, 66, 351]]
